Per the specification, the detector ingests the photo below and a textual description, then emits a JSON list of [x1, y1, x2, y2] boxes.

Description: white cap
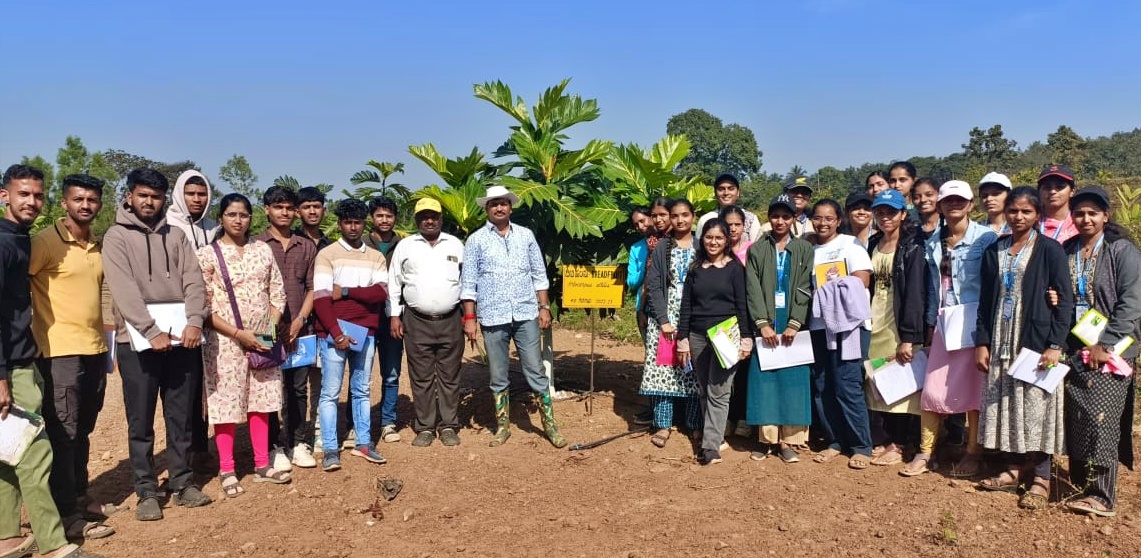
[[978, 172, 1012, 190], [938, 180, 974, 202]]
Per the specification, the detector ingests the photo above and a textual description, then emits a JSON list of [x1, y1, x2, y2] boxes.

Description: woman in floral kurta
[[197, 194, 290, 494]]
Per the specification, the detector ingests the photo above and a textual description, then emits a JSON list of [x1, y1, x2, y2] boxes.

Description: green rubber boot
[[489, 390, 511, 447], [535, 390, 567, 448]]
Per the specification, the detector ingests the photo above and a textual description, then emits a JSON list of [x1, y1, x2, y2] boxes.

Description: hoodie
[[0, 218, 35, 381], [168, 170, 219, 250], [101, 200, 209, 344]]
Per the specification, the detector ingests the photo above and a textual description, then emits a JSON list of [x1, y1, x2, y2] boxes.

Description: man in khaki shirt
[[28, 174, 115, 539]]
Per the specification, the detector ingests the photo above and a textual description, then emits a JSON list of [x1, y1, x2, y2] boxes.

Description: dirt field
[[63, 327, 1140, 557]]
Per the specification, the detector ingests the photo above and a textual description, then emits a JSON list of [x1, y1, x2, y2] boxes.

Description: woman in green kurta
[[744, 194, 814, 463]]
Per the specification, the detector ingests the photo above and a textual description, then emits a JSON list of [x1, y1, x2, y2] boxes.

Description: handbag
[[655, 332, 678, 366], [212, 243, 287, 369]]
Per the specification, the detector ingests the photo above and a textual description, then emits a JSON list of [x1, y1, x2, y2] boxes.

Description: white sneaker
[[272, 447, 293, 472], [342, 429, 357, 450], [291, 443, 317, 468], [381, 424, 401, 443]]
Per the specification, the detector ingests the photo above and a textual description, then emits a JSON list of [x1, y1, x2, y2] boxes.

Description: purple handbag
[[212, 243, 287, 370]]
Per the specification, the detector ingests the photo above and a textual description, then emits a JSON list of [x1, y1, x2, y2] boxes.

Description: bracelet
[[463, 314, 477, 322]]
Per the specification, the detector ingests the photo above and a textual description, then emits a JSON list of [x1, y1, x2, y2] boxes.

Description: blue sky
[[2, 0, 1138, 196]]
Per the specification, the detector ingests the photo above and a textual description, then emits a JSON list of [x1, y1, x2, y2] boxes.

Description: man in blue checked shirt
[[461, 186, 566, 449]]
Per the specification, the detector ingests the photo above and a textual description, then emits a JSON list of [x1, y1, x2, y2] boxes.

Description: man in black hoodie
[[1, 164, 104, 558], [102, 168, 212, 521]]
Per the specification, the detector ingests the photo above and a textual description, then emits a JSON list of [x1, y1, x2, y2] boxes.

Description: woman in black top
[[676, 219, 754, 465]]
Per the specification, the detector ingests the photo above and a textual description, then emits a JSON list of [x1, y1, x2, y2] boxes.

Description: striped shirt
[[312, 238, 388, 338]]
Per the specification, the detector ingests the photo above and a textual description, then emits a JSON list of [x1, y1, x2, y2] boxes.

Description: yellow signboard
[[561, 265, 626, 309]]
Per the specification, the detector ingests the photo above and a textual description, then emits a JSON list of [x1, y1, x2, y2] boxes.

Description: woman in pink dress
[[198, 194, 290, 497]]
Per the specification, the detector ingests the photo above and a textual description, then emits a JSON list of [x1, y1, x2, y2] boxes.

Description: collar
[[256, 230, 304, 250], [52, 218, 99, 246], [0, 217, 29, 234], [292, 227, 327, 242], [484, 221, 512, 235], [338, 238, 368, 253], [411, 233, 451, 244]]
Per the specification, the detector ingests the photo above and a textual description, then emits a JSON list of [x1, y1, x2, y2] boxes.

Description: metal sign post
[[561, 265, 625, 415]]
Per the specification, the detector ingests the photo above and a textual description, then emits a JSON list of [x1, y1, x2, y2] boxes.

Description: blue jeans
[[318, 335, 375, 452], [811, 328, 873, 456], [482, 319, 547, 394], [376, 325, 403, 427]]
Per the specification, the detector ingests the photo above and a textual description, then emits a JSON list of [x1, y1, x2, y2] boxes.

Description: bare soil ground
[[65, 327, 1141, 557]]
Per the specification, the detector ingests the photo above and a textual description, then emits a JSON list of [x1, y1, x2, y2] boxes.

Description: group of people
[[626, 166, 1136, 518], [0, 165, 565, 557]]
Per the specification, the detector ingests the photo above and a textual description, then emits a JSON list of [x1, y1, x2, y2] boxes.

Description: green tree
[[602, 135, 714, 212], [347, 161, 411, 202], [408, 144, 500, 237], [218, 154, 260, 201], [1046, 125, 1088, 171], [962, 124, 1019, 172], [102, 149, 206, 198], [666, 108, 762, 181]]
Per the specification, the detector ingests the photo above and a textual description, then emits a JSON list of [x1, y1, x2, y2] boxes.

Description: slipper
[[63, 515, 115, 541], [650, 429, 670, 448], [1065, 497, 1116, 518], [254, 466, 291, 484], [899, 453, 930, 477], [1018, 479, 1050, 510], [848, 454, 872, 470], [871, 447, 903, 466], [813, 448, 841, 463], [220, 472, 245, 498], [0, 534, 35, 558], [978, 470, 1021, 493]]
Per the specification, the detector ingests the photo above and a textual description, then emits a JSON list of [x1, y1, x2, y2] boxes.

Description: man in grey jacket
[[102, 168, 213, 521]]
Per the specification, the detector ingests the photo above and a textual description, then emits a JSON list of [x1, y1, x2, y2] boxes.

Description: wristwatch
[[341, 286, 350, 298], [539, 304, 551, 310]]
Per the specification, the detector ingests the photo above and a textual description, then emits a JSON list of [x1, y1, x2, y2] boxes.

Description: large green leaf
[[551, 139, 612, 183], [650, 135, 692, 170], [473, 81, 530, 128]]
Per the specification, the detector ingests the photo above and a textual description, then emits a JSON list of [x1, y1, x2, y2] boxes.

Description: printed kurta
[[640, 246, 699, 397], [198, 241, 287, 424]]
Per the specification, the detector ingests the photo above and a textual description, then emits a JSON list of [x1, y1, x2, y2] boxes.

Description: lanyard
[[775, 249, 788, 289], [1003, 231, 1037, 291], [1040, 217, 1066, 241], [1076, 234, 1105, 298]]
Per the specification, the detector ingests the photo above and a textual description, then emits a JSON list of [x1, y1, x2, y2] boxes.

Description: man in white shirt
[[388, 199, 466, 447]]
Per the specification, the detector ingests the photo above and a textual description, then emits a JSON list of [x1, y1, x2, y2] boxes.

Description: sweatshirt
[[168, 170, 219, 250], [102, 200, 209, 345], [0, 218, 35, 381]]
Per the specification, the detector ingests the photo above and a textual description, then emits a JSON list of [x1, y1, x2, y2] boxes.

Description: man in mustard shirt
[[28, 174, 116, 541]]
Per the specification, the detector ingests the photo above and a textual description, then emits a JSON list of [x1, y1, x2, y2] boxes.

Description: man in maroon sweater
[[311, 199, 389, 471]]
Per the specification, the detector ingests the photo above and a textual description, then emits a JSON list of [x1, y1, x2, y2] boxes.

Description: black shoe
[[411, 430, 436, 447], [439, 428, 461, 447], [173, 485, 212, 508], [633, 409, 654, 425], [699, 449, 723, 465], [136, 496, 163, 521]]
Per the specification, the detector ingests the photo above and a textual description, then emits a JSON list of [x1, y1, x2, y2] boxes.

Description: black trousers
[[117, 344, 200, 498], [37, 354, 107, 517], [278, 366, 312, 448], [404, 307, 464, 432]]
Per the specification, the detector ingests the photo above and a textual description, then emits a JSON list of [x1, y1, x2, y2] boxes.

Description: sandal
[[254, 466, 292, 484], [650, 429, 670, 448], [220, 472, 245, 498], [978, 469, 1021, 493], [848, 454, 872, 470], [899, 453, 931, 477], [63, 515, 115, 541], [1065, 497, 1116, 518], [1018, 478, 1050, 510], [813, 448, 841, 463], [949, 454, 982, 478], [0, 534, 35, 558], [871, 445, 903, 466]]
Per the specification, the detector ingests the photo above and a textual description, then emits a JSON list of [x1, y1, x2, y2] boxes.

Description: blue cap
[[872, 189, 906, 210]]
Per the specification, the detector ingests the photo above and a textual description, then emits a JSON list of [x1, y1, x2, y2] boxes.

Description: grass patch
[[556, 298, 642, 345]]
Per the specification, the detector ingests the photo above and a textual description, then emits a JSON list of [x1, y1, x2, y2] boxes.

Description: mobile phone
[[255, 333, 275, 348]]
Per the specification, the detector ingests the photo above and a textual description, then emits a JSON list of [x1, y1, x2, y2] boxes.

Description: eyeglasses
[[811, 216, 838, 224], [223, 212, 251, 220]]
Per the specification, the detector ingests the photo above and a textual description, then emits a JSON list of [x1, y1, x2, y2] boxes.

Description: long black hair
[[692, 218, 735, 272]]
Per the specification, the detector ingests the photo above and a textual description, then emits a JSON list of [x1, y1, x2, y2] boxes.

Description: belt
[[407, 305, 459, 321]]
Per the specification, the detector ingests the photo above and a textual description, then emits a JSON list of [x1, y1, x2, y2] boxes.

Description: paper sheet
[[707, 316, 741, 369], [869, 351, 929, 405], [939, 302, 978, 351], [0, 407, 44, 466], [756, 331, 815, 370], [124, 303, 188, 352], [1006, 348, 1070, 394]]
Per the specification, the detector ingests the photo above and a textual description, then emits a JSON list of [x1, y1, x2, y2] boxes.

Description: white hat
[[938, 180, 974, 202], [977, 172, 1012, 190], [476, 185, 520, 208]]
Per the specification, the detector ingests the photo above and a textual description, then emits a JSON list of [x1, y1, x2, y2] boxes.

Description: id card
[[1075, 303, 1090, 323], [1001, 296, 1014, 320], [775, 290, 787, 309]]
